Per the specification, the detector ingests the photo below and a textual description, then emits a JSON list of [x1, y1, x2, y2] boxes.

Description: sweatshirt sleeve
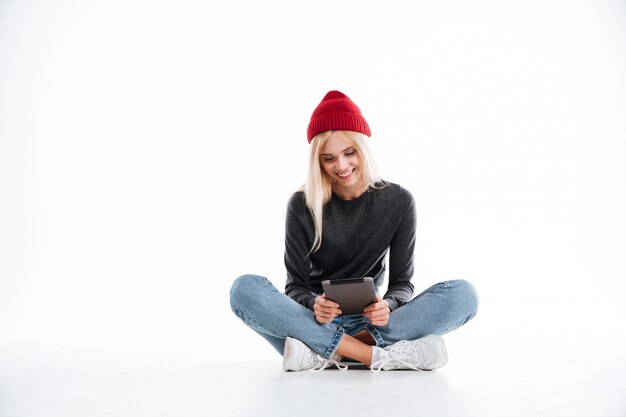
[[284, 194, 316, 310], [384, 190, 416, 311]]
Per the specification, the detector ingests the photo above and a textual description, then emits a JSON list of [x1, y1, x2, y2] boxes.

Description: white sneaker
[[283, 337, 346, 371], [370, 335, 448, 371]]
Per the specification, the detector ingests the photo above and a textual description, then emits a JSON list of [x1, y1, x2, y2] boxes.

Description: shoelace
[[370, 341, 425, 372], [332, 361, 349, 371], [308, 358, 348, 371], [302, 352, 349, 371], [369, 358, 392, 372]]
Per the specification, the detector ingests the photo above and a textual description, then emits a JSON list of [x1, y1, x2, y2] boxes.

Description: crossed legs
[[230, 274, 478, 366]]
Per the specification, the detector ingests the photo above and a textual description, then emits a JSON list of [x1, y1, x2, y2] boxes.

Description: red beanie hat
[[307, 90, 371, 143]]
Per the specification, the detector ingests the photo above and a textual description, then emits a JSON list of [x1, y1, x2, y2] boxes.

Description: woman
[[230, 90, 478, 371]]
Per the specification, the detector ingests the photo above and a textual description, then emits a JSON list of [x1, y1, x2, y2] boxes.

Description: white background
[[1, 0, 625, 366]]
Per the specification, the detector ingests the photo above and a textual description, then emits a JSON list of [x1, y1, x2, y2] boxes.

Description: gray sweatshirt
[[284, 181, 416, 311]]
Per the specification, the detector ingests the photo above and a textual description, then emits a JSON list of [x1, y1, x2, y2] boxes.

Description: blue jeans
[[229, 274, 479, 360]]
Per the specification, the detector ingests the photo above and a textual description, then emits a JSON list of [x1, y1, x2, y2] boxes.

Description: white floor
[[2, 335, 625, 417]]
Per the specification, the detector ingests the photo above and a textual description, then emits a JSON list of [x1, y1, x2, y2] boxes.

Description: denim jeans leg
[[376, 279, 479, 347], [229, 274, 345, 359]]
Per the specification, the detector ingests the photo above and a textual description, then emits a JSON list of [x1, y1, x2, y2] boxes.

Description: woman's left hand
[[363, 296, 391, 326]]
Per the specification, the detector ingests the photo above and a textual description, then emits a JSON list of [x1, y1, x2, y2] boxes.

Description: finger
[[316, 310, 340, 320], [316, 300, 339, 310], [328, 309, 342, 317], [318, 297, 340, 309], [363, 296, 383, 312], [366, 296, 382, 309], [365, 305, 390, 318], [365, 313, 387, 323], [363, 303, 378, 313], [363, 303, 385, 314], [365, 309, 387, 318], [315, 310, 333, 319], [318, 305, 342, 315], [320, 303, 342, 314], [317, 315, 335, 324]]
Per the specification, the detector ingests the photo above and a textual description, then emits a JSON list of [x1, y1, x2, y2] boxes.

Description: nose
[[336, 155, 349, 171]]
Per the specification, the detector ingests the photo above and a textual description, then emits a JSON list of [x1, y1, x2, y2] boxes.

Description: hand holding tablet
[[321, 277, 378, 316], [313, 294, 342, 323]]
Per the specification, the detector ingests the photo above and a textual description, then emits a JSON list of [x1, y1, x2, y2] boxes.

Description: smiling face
[[319, 131, 367, 200]]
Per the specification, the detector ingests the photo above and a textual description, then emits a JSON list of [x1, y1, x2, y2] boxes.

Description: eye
[[345, 150, 356, 157], [322, 156, 335, 162]]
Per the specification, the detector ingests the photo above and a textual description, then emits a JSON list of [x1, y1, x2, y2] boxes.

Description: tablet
[[321, 277, 377, 316]]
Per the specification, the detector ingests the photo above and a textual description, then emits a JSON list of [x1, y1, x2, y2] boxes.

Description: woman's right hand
[[314, 294, 342, 323]]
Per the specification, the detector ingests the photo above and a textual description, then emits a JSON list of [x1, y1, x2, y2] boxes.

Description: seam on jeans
[[367, 325, 384, 347], [323, 326, 345, 360]]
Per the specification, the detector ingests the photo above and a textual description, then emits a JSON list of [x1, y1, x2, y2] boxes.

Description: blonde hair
[[299, 130, 383, 253]]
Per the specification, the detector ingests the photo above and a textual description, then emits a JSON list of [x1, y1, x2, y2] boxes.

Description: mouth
[[335, 169, 354, 180]]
